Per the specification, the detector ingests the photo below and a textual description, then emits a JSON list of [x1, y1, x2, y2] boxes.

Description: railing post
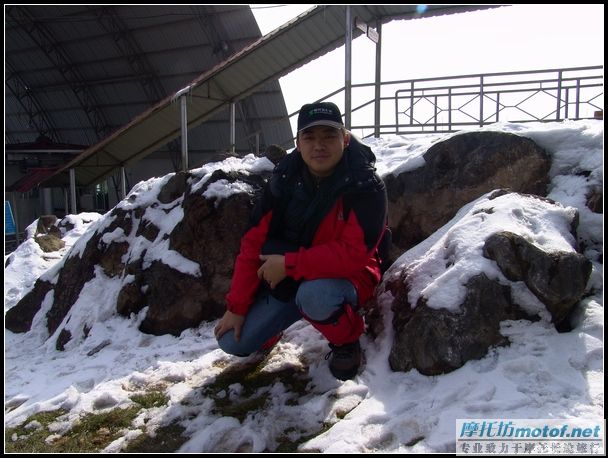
[[69, 168, 77, 214], [64, 188, 69, 216], [496, 93, 500, 123], [409, 81, 414, 126], [448, 87, 452, 131], [433, 95, 438, 132], [556, 70, 563, 121], [345, 6, 352, 129], [394, 90, 400, 134], [121, 166, 127, 198], [172, 85, 190, 171], [479, 75, 484, 127], [180, 93, 188, 171], [374, 20, 382, 138], [575, 78, 581, 119]]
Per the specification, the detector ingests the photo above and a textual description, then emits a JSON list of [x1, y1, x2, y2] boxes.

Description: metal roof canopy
[[42, 4, 499, 189], [6, 6, 290, 160]]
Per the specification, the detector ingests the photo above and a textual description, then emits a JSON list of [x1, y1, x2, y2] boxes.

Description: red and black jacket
[[226, 138, 388, 316]]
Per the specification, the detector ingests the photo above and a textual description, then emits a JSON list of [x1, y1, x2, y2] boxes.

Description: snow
[[4, 120, 603, 452], [391, 192, 580, 315]]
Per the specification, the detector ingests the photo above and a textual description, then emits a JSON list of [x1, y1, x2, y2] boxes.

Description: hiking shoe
[[325, 340, 361, 381], [260, 332, 283, 351]]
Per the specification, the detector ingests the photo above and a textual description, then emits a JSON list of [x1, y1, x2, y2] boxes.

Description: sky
[[4, 118, 604, 452], [250, 4, 604, 135]]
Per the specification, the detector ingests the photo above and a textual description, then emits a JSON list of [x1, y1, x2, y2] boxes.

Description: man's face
[[296, 126, 350, 177]]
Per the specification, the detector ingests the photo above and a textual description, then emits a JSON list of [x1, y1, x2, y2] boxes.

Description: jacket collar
[[272, 137, 377, 191]]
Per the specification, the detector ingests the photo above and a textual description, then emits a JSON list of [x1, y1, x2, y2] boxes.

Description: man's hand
[[214, 310, 245, 341], [257, 254, 286, 289]]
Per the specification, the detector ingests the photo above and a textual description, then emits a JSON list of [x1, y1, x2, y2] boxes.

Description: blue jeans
[[217, 279, 358, 356]]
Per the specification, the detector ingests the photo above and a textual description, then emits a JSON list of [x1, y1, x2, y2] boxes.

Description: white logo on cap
[[310, 108, 334, 115]]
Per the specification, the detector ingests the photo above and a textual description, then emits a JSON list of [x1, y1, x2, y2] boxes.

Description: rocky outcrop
[[388, 273, 531, 375], [5, 280, 54, 333], [483, 231, 592, 329], [5, 167, 270, 349], [386, 192, 592, 376], [384, 131, 551, 253], [128, 186, 262, 335], [45, 209, 132, 337], [34, 215, 65, 252]]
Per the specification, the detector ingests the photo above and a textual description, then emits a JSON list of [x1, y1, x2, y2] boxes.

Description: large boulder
[[387, 273, 529, 375], [385, 191, 592, 376], [384, 130, 551, 253], [5, 165, 271, 349]]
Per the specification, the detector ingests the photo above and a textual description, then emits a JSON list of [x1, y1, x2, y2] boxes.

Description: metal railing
[[225, 65, 602, 153], [296, 65, 604, 140]]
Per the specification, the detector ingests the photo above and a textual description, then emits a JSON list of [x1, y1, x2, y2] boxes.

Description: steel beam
[[5, 61, 61, 142]]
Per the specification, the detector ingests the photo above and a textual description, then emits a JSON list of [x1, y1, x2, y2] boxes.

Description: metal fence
[[308, 65, 603, 139]]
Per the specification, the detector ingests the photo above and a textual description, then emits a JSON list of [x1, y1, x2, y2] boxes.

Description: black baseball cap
[[297, 102, 344, 133]]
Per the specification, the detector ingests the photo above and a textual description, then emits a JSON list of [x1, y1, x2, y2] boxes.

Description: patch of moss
[[130, 391, 169, 409], [5, 406, 140, 453], [124, 422, 187, 453], [201, 353, 311, 422], [49, 406, 141, 452], [5, 409, 68, 453], [273, 422, 333, 453], [215, 393, 270, 423]]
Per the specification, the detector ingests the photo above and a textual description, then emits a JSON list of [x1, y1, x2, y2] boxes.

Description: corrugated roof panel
[[6, 4, 278, 158], [133, 22, 208, 52], [67, 36, 127, 63], [6, 48, 45, 72], [259, 122, 294, 150], [107, 104, 180, 153], [248, 95, 278, 119], [102, 101, 153, 120], [4, 25, 30, 52], [220, 8, 261, 36]]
